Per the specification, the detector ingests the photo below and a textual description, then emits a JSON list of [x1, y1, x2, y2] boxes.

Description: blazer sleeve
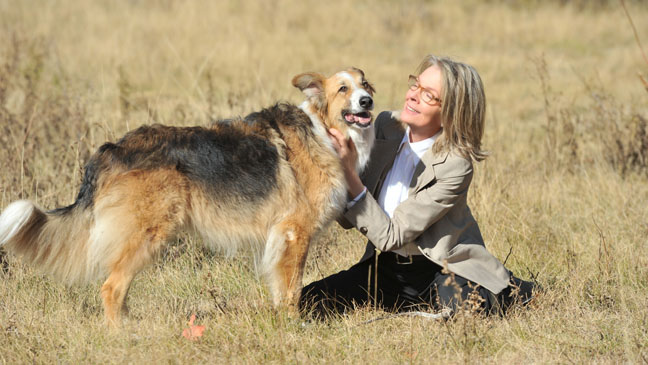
[[343, 155, 473, 252]]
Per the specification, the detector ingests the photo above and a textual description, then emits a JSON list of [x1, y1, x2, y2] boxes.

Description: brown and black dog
[[0, 68, 375, 326]]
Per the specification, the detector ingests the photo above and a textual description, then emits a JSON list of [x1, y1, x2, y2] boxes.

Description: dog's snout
[[359, 96, 373, 109]]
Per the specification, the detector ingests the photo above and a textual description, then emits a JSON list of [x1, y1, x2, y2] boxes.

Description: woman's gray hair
[[416, 55, 488, 162]]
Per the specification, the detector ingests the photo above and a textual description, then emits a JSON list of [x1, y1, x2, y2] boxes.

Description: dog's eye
[[362, 81, 369, 88], [338, 85, 348, 93]]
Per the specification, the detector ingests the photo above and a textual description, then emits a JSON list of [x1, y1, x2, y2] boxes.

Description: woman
[[299, 55, 536, 318]]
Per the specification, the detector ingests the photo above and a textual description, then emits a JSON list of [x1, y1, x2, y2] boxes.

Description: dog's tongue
[[355, 114, 371, 125], [345, 113, 371, 125]]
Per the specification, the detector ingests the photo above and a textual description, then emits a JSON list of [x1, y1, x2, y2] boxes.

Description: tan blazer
[[342, 111, 511, 294]]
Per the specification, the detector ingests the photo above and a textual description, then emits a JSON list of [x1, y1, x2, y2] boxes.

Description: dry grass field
[[1, 0, 647, 363]]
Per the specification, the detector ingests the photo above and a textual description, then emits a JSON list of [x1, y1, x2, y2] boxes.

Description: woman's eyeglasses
[[408, 75, 442, 106]]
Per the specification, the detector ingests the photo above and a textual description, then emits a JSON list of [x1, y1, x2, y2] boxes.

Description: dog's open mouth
[[343, 111, 372, 128]]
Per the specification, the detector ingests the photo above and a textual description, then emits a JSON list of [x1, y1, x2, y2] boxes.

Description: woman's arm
[[328, 128, 473, 251], [345, 165, 472, 251]]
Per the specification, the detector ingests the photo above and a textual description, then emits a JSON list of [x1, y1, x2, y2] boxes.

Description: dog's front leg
[[264, 219, 314, 309]]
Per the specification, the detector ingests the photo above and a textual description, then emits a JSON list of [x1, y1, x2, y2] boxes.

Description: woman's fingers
[[328, 128, 364, 196], [347, 135, 357, 155], [329, 135, 341, 154], [328, 128, 347, 155]]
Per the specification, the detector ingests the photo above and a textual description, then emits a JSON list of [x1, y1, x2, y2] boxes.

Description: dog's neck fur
[[348, 125, 374, 174], [298, 100, 374, 174]]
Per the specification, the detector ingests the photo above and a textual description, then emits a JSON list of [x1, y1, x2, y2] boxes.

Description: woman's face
[[400, 65, 443, 141]]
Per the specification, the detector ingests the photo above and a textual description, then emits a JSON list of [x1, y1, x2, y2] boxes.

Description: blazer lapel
[[363, 139, 402, 195], [409, 150, 449, 194]]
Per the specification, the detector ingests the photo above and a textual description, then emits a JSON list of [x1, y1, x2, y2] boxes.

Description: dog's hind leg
[[101, 257, 138, 327], [263, 216, 315, 309], [93, 169, 188, 327], [99, 229, 172, 327]]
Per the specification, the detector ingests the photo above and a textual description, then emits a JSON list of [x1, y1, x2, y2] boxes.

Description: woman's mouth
[[405, 104, 419, 114]]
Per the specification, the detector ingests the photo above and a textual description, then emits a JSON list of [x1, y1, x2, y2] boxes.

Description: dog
[[0, 68, 375, 326]]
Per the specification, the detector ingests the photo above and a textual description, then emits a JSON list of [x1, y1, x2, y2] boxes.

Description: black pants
[[299, 251, 534, 319]]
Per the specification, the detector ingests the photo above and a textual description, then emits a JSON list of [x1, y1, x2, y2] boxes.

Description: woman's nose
[[406, 87, 418, 102]]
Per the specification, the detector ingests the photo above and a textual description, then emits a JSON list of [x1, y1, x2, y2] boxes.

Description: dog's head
[[292, 67, 375, 137]]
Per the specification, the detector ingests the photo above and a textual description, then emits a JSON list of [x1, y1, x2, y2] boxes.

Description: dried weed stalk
[[534, 55, 648, 176]]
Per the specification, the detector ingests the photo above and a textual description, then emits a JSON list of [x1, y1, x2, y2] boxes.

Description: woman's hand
[[328, 128, 366, 198]]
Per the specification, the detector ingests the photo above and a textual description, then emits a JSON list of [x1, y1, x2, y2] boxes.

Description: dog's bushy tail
[[0, 200, 94, 284]]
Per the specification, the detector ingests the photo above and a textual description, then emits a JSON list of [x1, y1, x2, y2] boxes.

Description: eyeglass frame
[[407, 75, 442, 106]]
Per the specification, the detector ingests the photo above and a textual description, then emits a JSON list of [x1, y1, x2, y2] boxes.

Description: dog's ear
[[350, 67, 365, 78], [292, 72, 325, 99]]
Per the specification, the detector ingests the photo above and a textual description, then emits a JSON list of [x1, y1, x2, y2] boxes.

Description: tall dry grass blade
[[620, 0, 648, 93], [639, 73, 648, 93], [620, 0, 648, 67]]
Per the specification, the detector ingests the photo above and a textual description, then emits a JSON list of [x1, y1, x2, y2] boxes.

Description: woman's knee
[[433, 273, 492, 314], [299, 261, 372, 317], [433, 272, 538, 316]]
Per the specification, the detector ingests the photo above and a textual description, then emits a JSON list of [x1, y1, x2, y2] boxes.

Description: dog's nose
[[359, 96, 373, 109]]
